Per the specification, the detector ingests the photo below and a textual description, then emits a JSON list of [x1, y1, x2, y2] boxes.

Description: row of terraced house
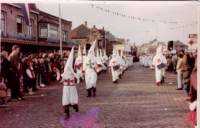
[[1, 3, 130, 55]]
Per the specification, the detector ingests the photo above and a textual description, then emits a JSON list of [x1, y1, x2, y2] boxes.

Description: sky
[[37, 1, 200, 45]]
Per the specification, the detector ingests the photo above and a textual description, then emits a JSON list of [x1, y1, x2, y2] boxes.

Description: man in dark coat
[[7, 45, 24, 100]]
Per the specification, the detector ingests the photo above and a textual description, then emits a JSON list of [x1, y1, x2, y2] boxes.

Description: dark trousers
[[10, 77, 21, 99]]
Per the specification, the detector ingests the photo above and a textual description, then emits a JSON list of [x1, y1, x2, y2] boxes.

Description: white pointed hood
[[75, 45, 83, 65], [103, 49, 108, 57], [83, 44, 86, 55], [112, 49, 117, 58], [78, 45, 82, 57], [103, 49, 108, 60], [100, 49, 103, 58], [120, 50, 123, 57], [88, 40, 96, 58], [116, 50, 120, 57], [62, 47, 75, 79], [96, 48, 100, 57], [156, 45, 163, 55], [103, 49, 106, 56]]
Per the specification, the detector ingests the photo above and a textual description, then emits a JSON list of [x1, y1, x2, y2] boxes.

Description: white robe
[[75, 57, 83, 80], [152, 54, 167, 83], [118, 56, 126, 74], [62, 84, 78, 106], [62, 71, 79, 106], [85, 56, 97, 89], [95, 57, 103, 73], [109, 57, 120, 82]]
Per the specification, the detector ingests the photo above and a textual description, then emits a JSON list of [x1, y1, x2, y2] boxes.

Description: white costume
[[82, 44, 87, 74], [109, 49, 120, 82], [117, 51, 126, 76], [100, 49, 107, 71], [103, 49, 109, 63], [84, 41, 98, 97], [95, 49, 103, 73], [62, 47, 79, 106], [152, 45, 167, 84], [75, 45, 83, 80]]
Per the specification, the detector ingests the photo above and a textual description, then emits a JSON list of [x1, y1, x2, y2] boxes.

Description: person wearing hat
[[84, 40, 98, 97], [61, 47, 79, 119]]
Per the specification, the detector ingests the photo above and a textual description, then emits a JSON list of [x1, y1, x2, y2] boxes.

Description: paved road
[[0, 63, 191, 128]]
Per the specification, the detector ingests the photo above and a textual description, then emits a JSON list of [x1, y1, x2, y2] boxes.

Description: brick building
[[70, 21, 116, 55], [1, 3, 74, 53]]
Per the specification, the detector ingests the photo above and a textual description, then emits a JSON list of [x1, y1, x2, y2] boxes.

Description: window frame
[[1, 11, 6, 33], [39, 23, 48, 38], [27, 19, 34, 36], [16, 15, 23, 34]]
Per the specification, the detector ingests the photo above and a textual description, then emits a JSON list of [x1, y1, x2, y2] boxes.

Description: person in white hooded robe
[[117, 50, 126, 78], [74, 45, 83, 81], [99, 49, 107, 71], [84, 41, 98, 97], [102, 49, 109, 72], [95, 48, 103, 74], [109, 49, 120, 83], [103, 49, 109, 63], [82, 44, 87, 77], [61, 47, 80, 118], [152, 45, 167, 86]]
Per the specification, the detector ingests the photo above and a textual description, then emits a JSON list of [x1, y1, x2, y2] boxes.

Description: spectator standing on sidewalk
[[176, 51, 184, 90], [8, 45, 24, 100]]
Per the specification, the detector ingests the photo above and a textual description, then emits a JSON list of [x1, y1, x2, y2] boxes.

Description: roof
[[98, 29, 105, 35], [70, 24, 91, 39], [5, 4, 39, 14], [39, 10, 72, 25]]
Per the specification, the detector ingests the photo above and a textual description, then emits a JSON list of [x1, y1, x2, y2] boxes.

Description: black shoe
[[87, 89, 92, 97], [113, 80, 118, 84], [176, 88, 183, 90], [73, 104, 79, 112], [119, 74, 122, 79], [64, 106, 70, 119], [161, 77, 165, 84], [92, 87, 96, 97]]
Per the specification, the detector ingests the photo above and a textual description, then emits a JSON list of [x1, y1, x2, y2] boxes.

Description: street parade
[[0, 1, 199, 128]]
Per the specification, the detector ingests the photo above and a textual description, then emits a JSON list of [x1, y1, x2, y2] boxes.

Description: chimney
[[102, 26, 104, 30], [84, 21, 87, 26], [93, 25, 96, 29]]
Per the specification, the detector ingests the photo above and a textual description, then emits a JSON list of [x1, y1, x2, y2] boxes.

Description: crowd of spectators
[[0, 45, 67, 104]]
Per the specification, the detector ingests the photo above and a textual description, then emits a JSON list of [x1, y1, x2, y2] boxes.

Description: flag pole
[[59, 3, 63, 57]]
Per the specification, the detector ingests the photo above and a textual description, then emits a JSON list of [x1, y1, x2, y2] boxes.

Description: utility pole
[[59, 3, 63, 57]]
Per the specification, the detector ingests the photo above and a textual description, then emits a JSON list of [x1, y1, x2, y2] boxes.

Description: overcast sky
[[37, 1, 199, 45]]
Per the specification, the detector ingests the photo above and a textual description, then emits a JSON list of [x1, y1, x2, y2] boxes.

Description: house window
[[39, 23, 47, 38], [16, 16, 23, 33], [62, 31, 67, 41], [49, 24, 58, 39], [27, 19, 34, 36], [1, 11, 6, 32]]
